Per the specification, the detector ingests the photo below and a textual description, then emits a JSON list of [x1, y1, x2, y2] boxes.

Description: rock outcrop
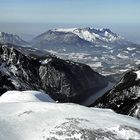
[[93, 69, 140, 119]]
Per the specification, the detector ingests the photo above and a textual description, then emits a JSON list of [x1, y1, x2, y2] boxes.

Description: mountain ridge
[[0, 32, 29, 46], [0, 43, 110, 104], [31, 27, 134, 48], [92, 68, 140, 119], [1, 29, 140, 82], [51, 27, 124, 43]]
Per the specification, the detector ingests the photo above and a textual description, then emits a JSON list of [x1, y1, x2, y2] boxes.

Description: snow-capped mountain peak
[[52, 28, 77, 33], [52, 27, 123, 43]]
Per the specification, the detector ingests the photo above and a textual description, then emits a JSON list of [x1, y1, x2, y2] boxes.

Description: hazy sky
[[0, 0, 140, 43]]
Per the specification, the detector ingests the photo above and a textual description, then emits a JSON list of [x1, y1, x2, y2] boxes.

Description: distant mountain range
[[0, 32, 29, 46], [30, 27, 140, 82], [0, 28, 140, 82], [31, 27, 132, 49], [0, 27, 137, 48]]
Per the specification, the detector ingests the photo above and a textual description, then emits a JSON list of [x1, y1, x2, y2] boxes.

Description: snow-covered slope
[[0, 99, 140, 139], [0, 91, 55, 103]]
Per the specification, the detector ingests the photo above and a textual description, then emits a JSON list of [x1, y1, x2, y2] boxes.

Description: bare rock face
[[93, 69, 140, 119], [39, 57, 108, 103], [0, 44, 41, 92], [0, 71, 16, 94], [0, 44, 109, 103]]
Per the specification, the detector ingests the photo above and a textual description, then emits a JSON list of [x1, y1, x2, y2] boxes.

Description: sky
[[0, 0, 140, 43]]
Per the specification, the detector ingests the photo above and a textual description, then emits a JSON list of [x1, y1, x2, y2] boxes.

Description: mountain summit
[[0, 32, 29, 46], [51, 27, 124, 44], [31, 27, 131, 50], [31, 27, 139, 81]]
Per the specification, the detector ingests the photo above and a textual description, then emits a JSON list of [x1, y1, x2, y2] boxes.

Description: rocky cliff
[[93, 69, 140, 119], [0, 43, 109, 103]]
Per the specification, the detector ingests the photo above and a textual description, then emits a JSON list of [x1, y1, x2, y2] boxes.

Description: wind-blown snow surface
[[0, 91, 140, 139], [0, 91, 55, 103]]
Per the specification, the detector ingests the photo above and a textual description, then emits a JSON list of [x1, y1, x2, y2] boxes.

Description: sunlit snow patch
[[127, 47, 136, 51], [135, 70, 140, 80]]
